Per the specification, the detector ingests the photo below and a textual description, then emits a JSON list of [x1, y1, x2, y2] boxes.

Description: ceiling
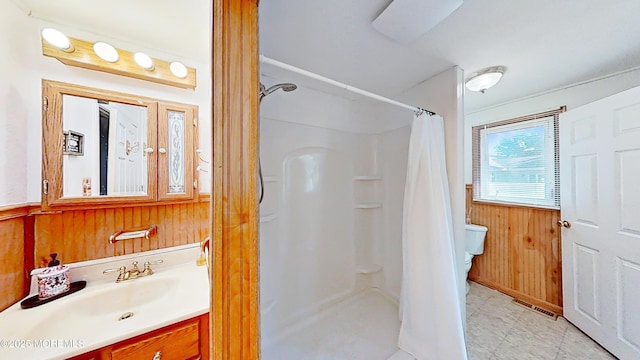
[[260, 0, 640, 112], [15, 0, 640, 112]]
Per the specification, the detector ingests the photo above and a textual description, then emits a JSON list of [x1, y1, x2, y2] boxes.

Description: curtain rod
[[259, 55, 436, 116]]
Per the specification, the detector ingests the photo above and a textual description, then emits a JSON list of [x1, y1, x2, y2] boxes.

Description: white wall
[[464, 68, 640, 184], [377, 125, 410, 299], [0, 3, 212, 205], [0, 1, 30, 206], [259, 83, 378, 341]]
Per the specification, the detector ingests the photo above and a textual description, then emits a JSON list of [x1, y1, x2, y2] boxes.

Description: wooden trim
[[23, 215, 35, 297], [471, 199, 560, 211], [472, 106, 566, 130], [30, 197, 210, 213], [0, 204, 34, 221], [212, 0, 260, 358], [469, 277, 563, 315]]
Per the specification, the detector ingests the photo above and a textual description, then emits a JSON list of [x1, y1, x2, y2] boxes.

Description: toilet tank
[[465, 224, 488, 255]]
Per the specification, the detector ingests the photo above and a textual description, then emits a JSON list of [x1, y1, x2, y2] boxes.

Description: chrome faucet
[[103, 260, 164, 283]]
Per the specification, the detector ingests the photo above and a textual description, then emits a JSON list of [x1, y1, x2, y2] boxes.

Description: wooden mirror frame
[[42, 80, 159, 210]]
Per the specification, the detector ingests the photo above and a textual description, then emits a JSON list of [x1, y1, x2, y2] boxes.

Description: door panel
[[572, 154, 598, 226], [617, 258, 640, 351], [573, 243, 599, 322], [561, 85, 640, 359], [618, 150, 640, 234]]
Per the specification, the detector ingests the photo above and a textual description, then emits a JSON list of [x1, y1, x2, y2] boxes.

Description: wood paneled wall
[[0, 206, 30, 311], [0, 201, 209, 311], [34, 201, 210, 266], [466, 185, 563, 314]]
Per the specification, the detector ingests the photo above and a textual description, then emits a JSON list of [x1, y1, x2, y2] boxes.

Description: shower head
[[259, 82, 297, 102]]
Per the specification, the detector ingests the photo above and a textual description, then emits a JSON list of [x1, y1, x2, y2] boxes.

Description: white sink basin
[[72, 276, 179, 317]]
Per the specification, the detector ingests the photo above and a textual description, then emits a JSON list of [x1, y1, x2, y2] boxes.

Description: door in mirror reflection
[[62, 95, 148, 197]]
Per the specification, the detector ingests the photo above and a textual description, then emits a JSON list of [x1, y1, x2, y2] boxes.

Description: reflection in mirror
[[62, 95, 148, 197]]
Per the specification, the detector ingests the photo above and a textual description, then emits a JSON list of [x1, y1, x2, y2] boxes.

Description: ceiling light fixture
[[465, 66, 506, 93], [134, 52, 154, 70], [170, 62, 188, 78], [93, 42, 119, 63], [41, 28, 73, 52]]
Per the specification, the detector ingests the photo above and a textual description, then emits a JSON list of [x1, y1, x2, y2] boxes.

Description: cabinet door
[[157, 103, 197, 201]]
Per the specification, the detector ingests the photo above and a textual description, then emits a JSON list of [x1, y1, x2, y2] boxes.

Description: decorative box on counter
[[37, 253, 70, 300]]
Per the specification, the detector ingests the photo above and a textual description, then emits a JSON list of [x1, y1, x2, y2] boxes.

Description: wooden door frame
[[211, 0, 261, 359]]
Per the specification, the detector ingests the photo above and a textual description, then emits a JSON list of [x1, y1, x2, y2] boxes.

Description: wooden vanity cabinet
[[69, 314, 208, 360]]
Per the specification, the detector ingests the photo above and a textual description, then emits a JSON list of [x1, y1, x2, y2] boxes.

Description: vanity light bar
[[41, 30, 196, 89]]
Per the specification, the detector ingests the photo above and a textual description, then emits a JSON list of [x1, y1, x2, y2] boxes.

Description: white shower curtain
[[398, 113, 467, 360]]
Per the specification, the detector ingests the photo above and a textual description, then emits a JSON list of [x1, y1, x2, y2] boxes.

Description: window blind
[[472, 106, 565, 208]]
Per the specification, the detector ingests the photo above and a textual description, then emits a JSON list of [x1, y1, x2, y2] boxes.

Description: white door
[[560, 85, 640, 360], [107, 104, 145, 194]]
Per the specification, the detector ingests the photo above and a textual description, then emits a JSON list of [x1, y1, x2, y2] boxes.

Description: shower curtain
[[398, 113, 467, 360]]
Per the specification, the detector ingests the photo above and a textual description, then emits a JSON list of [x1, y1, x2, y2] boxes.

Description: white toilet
[[464, 223, 488, 294]]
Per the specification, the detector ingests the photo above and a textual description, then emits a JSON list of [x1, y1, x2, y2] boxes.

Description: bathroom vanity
[[0, 244, 209, 360]]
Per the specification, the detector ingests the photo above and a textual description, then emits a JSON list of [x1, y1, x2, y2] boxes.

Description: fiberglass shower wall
[[259, 81, 392, 343]]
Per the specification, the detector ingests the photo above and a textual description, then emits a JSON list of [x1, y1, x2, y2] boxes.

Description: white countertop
[[0, 244, 210, 360]]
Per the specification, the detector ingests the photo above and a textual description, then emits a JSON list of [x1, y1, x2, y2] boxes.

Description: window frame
[[472, 107, 565, 209]]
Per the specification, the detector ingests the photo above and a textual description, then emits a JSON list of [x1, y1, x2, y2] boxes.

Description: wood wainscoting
[[466, 185, 563, 314], [34, 201, 210, 266], [0, 200, 209, 311], [0, 205, 32, 311]]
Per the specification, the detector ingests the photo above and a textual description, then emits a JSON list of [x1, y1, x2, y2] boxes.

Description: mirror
[[62, 95, 149, 197], [42, 80, 159, 209], [42, 80, 198, 209]]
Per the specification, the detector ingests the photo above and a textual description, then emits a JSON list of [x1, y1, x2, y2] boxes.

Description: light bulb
[[134, 52, 154, 70], [170, 62, 188, 78], [93, 42, 119, 63], [42, 28, 72, 51]]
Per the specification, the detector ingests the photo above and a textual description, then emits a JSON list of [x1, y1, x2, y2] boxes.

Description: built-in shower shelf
[[354, 176, 382, 181], [263, 176, 278, 183], [354, 203, 382, 209], [357, 264, 383, 274], [260, 213, 278, 223]]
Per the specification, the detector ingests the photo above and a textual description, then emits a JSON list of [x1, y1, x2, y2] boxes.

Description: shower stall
[[258, 60, 466, 359]]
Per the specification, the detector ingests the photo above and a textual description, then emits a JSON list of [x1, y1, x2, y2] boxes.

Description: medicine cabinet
[[41, 80, 198, 210]]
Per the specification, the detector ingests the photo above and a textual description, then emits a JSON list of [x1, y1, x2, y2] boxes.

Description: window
[[472, 108, 564, 208]]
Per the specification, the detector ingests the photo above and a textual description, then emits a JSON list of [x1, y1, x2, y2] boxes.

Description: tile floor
[[263, 283, 617, 359], [466, 281, 617, 360]]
